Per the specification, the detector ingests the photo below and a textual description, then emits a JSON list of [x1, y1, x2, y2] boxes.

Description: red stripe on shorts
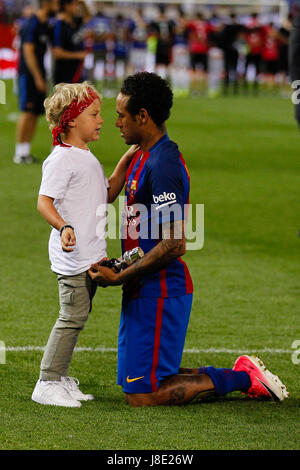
[[150, 297, 164, 392], [178, 257, 193, 294]]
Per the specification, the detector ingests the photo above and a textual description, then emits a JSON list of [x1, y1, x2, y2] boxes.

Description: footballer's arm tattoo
[[118, 220, 186, 285]]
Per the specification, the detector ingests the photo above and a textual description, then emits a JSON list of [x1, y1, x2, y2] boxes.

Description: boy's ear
[[67, 119, 76, 128]]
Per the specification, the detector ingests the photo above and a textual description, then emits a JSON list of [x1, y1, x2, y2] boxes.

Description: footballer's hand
[[61, 227, 76, 252], [88, 263, 122, 286], [35, 76, 47, 93]]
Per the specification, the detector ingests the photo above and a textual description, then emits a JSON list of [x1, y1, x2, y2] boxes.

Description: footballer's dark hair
[[120, 72, 173, 129]]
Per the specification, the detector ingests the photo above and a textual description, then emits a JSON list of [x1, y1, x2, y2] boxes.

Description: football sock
[[15, 142, 31, 157], [198, 366, 251, 396]]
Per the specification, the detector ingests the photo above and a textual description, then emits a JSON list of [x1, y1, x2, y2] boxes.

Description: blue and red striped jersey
[[121, 133, 193, 298], [18, 15, 49, 77]]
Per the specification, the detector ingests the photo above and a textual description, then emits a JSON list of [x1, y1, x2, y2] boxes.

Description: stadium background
[[1, 0, 300, 95], [0, 0, 299, 453]]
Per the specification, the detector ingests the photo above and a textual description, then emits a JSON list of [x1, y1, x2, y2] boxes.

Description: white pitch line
[[3, 346, 292, 354]]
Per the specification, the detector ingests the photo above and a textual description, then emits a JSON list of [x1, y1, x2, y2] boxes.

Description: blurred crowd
[[1, 1, 297, 97], [82, 6, 292, 97]]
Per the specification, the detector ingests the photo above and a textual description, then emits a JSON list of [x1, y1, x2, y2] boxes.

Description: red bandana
[[52, 88, 99, 147]]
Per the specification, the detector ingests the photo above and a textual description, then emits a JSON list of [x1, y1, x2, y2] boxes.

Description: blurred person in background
[[260, 22, 280, 91], [85, 5, 111, 84], [13, 0, 59, 164], [98, 12, 134, 95], [112, 14, 134, 85], [277, 14, 292, 89], [170, 8, 190, 97], [150, 5, 175, 79], [185, 12, 214, 94], [243, 13, 264, 94], [12, 3, 35, 94], [127, 8, 148, 74], [220, 13, 244, 95], [52, 0, 91, 85]]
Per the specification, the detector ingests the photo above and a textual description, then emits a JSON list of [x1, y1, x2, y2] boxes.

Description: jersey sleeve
[[53, 20, 65, 48], [148, 150, 186, 225], [23, 16, 38, 44], [39, 153, 72, 200]]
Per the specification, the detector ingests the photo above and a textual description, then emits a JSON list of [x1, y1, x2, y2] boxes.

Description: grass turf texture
[[0, 80, 299, 450]]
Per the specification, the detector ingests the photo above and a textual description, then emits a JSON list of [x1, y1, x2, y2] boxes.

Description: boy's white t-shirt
[[39, 145, 110, 276]]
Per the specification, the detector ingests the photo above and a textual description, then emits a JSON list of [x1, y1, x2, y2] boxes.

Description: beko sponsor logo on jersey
[[153, 192, 177, 207]]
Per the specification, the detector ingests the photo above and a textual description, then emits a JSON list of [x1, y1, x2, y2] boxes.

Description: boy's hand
[[123, 144, 140, 162], [61, 227, 76, 252]]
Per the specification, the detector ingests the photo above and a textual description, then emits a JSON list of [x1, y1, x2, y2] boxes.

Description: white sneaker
[[31, 379, 82, 407], [13, 154, 34, 164], [61, 376, 94, 401], [13, 155, 27, 164]]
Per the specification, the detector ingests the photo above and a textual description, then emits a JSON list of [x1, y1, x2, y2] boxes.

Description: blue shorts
[[117, 294, 193, 394], [18, 73, 45, 115]]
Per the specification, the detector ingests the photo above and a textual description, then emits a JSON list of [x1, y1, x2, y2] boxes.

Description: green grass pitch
[[0, 80, 299, 450]]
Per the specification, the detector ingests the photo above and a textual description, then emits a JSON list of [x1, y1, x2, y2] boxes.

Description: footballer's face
[[115, 93, 142, 146]]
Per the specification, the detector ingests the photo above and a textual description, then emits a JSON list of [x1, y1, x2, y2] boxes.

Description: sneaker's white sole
[[13, 155, 33, 164], [248, 355, 289, 401], [31, 391, 81, 408]]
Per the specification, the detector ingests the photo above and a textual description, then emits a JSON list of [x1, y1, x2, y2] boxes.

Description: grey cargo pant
[[40, 271, 97, 381]]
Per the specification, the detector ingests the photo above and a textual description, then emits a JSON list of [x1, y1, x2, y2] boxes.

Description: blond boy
[[32, 81, 136, 407]]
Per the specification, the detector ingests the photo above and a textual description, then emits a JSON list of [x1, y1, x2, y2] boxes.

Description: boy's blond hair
[[44, 81, 102, 132]]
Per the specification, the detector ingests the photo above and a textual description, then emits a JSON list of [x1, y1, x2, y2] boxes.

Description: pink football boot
[[233, 355, 289, 401]]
